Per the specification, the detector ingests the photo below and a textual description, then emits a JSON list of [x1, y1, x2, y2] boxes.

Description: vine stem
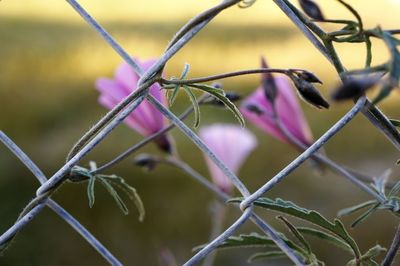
[[161, 68, 292, 85], [240, 96, 367, 210]]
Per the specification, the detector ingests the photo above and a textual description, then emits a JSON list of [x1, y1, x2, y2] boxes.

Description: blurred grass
[[0, 0, 400, 265]]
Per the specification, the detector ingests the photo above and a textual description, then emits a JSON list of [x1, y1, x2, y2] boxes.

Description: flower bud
[[331, 77, 379, 101], [245, 103, 264, 115], [292, 76, 330, 109], [261, 57, 278, 105], [299, 0, 325, 21], [133, 154, 158, 171], [295, 70, 323, 84]]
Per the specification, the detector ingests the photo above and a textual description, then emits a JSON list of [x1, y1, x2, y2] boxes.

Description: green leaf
[[248, 251, 287, 263], [361, 244, 386, 260], [168, 85, 180, 106], [347, 245, 386, 266], [382, 31, 400, 86], [389, 180, 400, 198], [277, 216, 311, 255], [194, 232, 305, 256], [87, 176, 96, 208], [350, 203, 380, 228], [189, 83, 245, 127], [182, 85, 200, 128], [390, 119, 400, 128], [229, 197, 361, 259], [371, 169, 391, 197], [98, 178, 129, 215], [297, 227, 352, 253], [372, 83, 394, 104], [98, 174, 145, 221], [194, 233, 280, 250], [338, 200, 378, 217], [167, 63, 191, 107]]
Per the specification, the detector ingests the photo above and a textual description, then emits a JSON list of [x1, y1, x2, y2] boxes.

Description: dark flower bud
[[292, 76, 330, 109], [245, 104, 264, 115], [153, 135, 172, 154], [261, 57, 278, 105], [133, 154, 158, 171], [295, 70, 323, 84], [331, 77, 379, 101], [299, 0, 325, 21]]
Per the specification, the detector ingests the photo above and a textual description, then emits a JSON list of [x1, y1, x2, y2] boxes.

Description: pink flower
[[199, 124, 257, 193], [95, 58, 171, 152], [240, 61, 313, 147]]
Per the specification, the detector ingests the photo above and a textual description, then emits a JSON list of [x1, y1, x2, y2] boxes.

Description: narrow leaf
[[87, 176, 96, 208], [297, 227, 352, 253], [98, 178, 129, 215], [277, 216, 311, 254], [168, 85, 180, 106], [248, 251, 287, 263], [193, 232, 306, 258], [338, 200, 378, 217], [389, 180, 400, 198], [350, 203, 380, 228], [102, 175, 146, 222], [183, 85, 201, 128], [229, 197, 361, 258], [190, 84, 245, 127], [390, 119, 400, 128]]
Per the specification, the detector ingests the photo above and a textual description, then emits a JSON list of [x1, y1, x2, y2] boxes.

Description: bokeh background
[[1, 0, 400, 265]]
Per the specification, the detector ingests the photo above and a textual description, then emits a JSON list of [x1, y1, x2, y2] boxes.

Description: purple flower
[[95, 58, 171, 152], [240, 63, 313, 147], [199, 124, 257, 193]]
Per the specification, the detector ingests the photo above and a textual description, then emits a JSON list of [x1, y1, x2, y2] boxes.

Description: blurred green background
[[1, 0, 400, 265]]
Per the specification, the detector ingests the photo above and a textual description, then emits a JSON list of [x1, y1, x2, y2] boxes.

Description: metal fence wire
[[1, 0, 400, 265]]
